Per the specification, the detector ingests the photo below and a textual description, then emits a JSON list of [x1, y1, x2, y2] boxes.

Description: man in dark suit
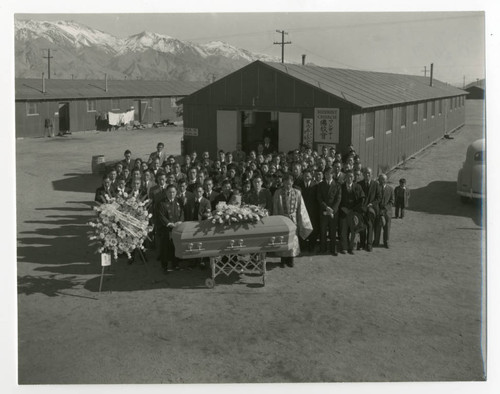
[[358, 167, 381, 251], [185, 184, 213, 270], [214, 180, 233, 206], [149, 173, 169, 254], [157, 184, 184, 273], [296, 169, 320, 252], [203, 178, 219, 211], [183, 185, 207, 221], [176, 179, 194, 214], [149, 158, 162, 179], [316, 167, 342, 256], [262, 136, 275, 155], [94, 175, 116, 203], [127, 178, 148, 201], [374, 174, 394, 249], [226, 165, 241, 190], [147, 142, 167, 166], [291, 163, 304, 188], [339, 170, 365, 254], [121, 149, 134, 172], [332, 161, 346, 185], [245, 175, 273, 212]]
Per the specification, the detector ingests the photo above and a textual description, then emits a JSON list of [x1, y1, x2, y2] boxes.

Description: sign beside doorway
[[314, 108, 339, 143], [302, 118, 313, 148], [184, 128, 199, 137]]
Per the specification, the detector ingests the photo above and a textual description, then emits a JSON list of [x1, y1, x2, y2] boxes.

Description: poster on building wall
[[302, 118, 313, 148], [184, 127, 198, 136], [314, 108, 340, 143]]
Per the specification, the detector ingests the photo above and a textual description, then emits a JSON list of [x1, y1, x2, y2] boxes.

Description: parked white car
[[457, 138, 485, 202]]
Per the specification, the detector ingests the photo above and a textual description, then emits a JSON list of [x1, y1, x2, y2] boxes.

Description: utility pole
[[42, 49, 55, 79], [463, 75, 466, 89], [421, 66, 427, 77], [273, 30, 291, 63]]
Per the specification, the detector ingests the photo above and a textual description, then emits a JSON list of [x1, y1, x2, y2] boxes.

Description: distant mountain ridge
[[15, 19, 280, 81]]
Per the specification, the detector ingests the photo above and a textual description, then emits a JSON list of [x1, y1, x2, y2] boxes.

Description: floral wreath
[[88, 194, 153, 259], [207, 202, 268, 225]]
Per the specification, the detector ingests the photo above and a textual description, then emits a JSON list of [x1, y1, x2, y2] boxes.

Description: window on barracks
[[412, 104, 418, 124], [111, 99, 120, 110], [400, 105, 407, 128], [423, 102, 428, 120], [384, 108, 393, 132], [87, 99, 97, 112], [438, 100, 443, 115], [366, 111, 375, 139], [431, 101, 436, 117], [26, 101, 38, 116], [449, 98, 453, 111]]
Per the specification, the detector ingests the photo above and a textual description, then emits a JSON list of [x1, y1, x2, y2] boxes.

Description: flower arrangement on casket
[[207, 202, 268, 225], [88, 194, 153, 259]]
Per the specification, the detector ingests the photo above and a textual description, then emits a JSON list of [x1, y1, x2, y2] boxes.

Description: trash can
[[91, 155, 106, 174]]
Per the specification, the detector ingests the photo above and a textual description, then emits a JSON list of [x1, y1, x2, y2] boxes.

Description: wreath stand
[[205, 252, 267, 288], [98, 249, 153, 293]]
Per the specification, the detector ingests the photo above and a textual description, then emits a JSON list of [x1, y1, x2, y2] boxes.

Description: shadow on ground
[[52, 173, 101, 194], [83, 254, 275, 293], [408, 181, 483, 226], [17, 201, 97, 295]]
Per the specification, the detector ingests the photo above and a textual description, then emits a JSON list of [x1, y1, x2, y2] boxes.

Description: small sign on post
[[183, 128, 199, 137], [101, 253, 112, 266], [99, 253, 111, 293]]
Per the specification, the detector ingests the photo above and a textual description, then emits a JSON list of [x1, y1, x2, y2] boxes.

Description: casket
[[172, 215, 296, 259]]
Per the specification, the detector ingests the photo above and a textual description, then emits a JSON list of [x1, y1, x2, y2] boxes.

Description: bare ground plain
[[16, 101, 485, 384]]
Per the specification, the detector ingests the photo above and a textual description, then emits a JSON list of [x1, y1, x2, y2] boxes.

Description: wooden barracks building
[[15, 77, 204, 138], [181, 60, 467, 174]]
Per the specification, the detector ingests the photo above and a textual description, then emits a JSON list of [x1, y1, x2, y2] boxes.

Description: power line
[[183, 13, 481, 43]]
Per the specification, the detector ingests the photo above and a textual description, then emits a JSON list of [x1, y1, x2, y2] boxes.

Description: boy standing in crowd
[[394, 178, 410, 219]]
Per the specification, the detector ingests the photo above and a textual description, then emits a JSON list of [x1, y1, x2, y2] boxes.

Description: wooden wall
[[182, 62, 355, 156], [16, 96, 182, 138], [351, 96, 466, 175], [183, 62, 467, 171]]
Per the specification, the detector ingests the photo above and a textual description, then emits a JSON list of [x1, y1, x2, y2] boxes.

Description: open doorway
[[241, 111, 278, 153], [58, 102, 70, 133]]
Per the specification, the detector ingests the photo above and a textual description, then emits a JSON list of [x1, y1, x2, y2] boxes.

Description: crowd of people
[[94, 137, 410, 274]]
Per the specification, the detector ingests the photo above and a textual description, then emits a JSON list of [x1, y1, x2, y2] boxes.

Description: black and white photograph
[[3, 0, 499, 392]]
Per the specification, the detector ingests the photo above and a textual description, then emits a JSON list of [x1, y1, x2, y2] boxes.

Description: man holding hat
[[358, 167, 381, 251]]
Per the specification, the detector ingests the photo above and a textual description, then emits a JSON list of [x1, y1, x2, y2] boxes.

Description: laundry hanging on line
[[107, 109, 135, 126]]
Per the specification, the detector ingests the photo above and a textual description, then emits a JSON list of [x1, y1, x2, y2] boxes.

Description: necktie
[[194, 199, 200, 217]]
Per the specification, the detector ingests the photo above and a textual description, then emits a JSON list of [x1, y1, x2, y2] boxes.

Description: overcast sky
[[15, 12, 484, 86]]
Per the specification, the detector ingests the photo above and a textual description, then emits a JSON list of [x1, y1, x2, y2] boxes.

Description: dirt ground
[[14, 101, 485, 384]]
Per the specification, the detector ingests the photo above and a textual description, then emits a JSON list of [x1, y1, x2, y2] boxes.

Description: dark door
[[134, 100, 141, 121], [58, 102, 70, 132], [242, 111, 272, 153]]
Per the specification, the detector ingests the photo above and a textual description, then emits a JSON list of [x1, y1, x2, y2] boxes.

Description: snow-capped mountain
[[15, 19, 122, 54], [14, 19, 279, 81]]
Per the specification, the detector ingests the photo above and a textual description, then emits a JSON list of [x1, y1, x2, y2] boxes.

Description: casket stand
[[172, 216, 296, 288]]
